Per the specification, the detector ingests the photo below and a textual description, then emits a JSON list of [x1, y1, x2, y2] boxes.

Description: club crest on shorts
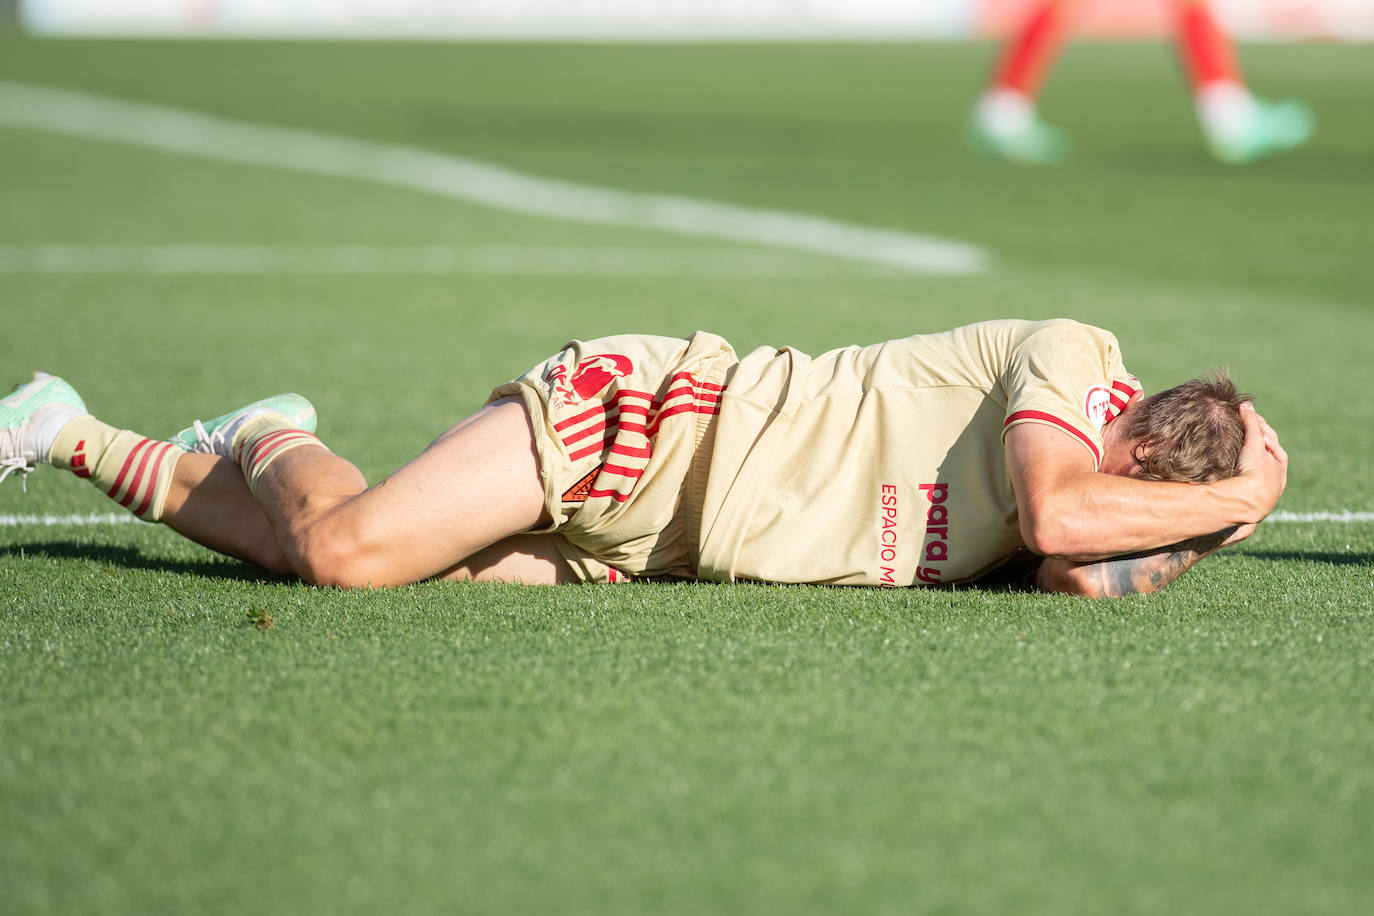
[[545, 353, 634, 407], [562, 467, 601, 504], [1084, 385, 1112, 431]]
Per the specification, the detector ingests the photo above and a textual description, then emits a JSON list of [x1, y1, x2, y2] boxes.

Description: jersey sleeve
[[999, 320, 1141, 468]]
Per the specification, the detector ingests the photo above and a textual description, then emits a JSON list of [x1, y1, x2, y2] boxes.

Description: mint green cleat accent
[[172, 393, 317, 457], [0, 372, 88, 488], [1207, 98, 1315, 165], [969, 114, 1073, 166]]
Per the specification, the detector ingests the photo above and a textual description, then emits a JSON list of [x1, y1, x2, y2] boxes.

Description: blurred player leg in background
[[970, 0, 1314, 164], [1175, 0, 1315, 163], [970, 0, 1075, 164]]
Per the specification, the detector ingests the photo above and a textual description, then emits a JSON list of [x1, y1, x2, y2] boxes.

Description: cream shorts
[[489, 332, 737, 582]]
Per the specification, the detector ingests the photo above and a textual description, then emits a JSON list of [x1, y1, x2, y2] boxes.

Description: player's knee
[[289, 516, 390, 589], [257, 539, 295, 578]]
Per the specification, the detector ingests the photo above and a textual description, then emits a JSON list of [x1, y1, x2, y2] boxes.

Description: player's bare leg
[[2, 374, 301, 575], [156, 452, 560, 586], [4, 374, 566, 586], [0, 373, 275, 574], [157, 452, 292, 574], [241, 397, 559, 587], [441, 533, 579, 584], [163, 389, 557, 586]]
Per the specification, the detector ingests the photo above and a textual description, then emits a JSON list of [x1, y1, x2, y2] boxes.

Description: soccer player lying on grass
[[1, 319, 1286, 598]]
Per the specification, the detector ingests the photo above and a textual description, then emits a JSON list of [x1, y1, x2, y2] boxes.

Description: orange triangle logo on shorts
[[562, 467, 601, 503]]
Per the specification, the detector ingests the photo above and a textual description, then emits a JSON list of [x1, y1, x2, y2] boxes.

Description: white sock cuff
[[976, 88, 1037, 137], [1195, 80, 1258, 140]]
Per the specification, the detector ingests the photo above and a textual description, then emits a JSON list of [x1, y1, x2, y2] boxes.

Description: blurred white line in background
[[0, 244, 902, 278], [0, 81, 990, 276]]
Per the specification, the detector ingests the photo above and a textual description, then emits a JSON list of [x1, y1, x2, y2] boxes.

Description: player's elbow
[[1018, 490, 1099, 559], [1018, 505, 1076, 558], [1020, 519, 1058, 558]]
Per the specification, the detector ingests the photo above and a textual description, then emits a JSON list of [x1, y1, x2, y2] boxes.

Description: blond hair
[[1123, 369, 1251, 483]]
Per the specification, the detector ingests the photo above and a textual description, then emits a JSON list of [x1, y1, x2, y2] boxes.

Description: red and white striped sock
[[232, 415, 328, 497], [49, 417, 181, 522]]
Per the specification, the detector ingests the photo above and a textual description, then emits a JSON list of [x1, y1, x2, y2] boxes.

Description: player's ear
[[1130, 439, 1154, 476], [1123, 391, 1146, 462]]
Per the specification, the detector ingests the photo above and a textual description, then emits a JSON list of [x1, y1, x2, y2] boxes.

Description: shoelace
[[191, 418, 227, 454], [0, 423, 34, 491]]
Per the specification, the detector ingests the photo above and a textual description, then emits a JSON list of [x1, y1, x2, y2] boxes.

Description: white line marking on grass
[[1266, 511, 1374, 523], [3, 510, 1372, 529], [0, 513, 141, 527], [0, 243, 899, 278], [0, 80, 990, 276]]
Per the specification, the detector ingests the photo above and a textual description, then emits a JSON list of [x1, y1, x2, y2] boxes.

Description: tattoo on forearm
[[1097, 548, 1194, 597], [1091, 527, 1237, 598]]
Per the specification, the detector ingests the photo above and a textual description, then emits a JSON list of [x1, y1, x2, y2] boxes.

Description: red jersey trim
[[1005, 410, 1102, 466]]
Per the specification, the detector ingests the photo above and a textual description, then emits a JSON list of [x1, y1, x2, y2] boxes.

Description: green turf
[[2, 34, 1372, 915]]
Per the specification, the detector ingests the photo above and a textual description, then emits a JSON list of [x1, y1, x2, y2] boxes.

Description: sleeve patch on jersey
[[1105, 377, 1142, 424], [1084, 385, 1112, 431]]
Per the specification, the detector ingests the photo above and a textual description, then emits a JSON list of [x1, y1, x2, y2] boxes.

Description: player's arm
[[1005, 403, 1285, 562], [1033, 525, 1249, 597]]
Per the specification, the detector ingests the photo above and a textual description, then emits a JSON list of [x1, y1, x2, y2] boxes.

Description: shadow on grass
[[1239, 550, 1374, 568], [961, 547, 1374, 593], [0, 541, 291, 584], [4, 542, 1366, 593]]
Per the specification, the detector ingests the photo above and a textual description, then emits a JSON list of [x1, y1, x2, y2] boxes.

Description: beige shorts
[[489, 332, 737, 582]]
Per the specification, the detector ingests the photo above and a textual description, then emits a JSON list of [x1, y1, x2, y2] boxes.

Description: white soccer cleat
[[0, 372, 89, 489], [970, 88, 1073, 166], [1197, 83, 1315, 165]]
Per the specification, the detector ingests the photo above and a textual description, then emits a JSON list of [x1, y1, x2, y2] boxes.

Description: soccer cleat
[[172, 393, 317, 457], [0, 372, 88, 488], [1205, 97, 1315, 165], [969, 90, 1072, 166]]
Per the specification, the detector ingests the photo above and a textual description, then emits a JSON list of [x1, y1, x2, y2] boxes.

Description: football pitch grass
[[2, 33, 1372, 915]]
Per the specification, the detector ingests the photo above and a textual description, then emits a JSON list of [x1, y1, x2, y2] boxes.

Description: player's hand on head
[[1235, 402, 1287, 520], [1253, 404, 1287, 464]]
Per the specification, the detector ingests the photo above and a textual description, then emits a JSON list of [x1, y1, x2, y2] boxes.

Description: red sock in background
[[1177, 2, 1243, 89], [991, 1, 1070, 99]]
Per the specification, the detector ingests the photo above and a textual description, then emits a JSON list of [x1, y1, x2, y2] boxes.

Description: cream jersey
[[696, 319, 1143, 586]]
